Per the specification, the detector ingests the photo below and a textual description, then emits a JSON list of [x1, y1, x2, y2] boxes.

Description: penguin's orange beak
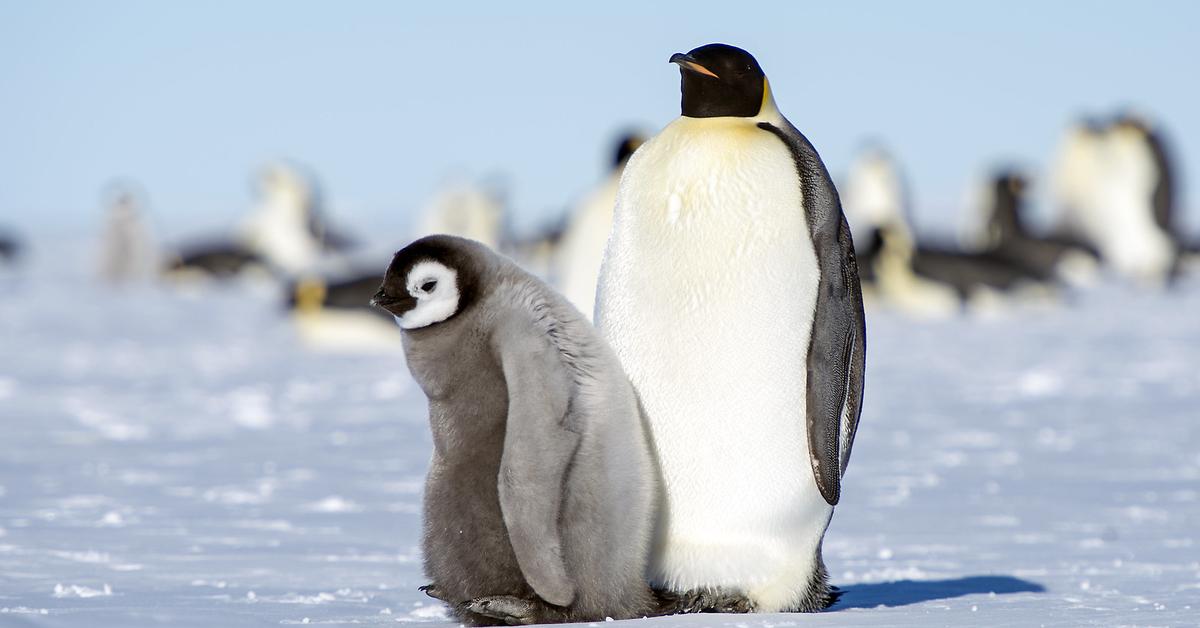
[[669, 52, 719, 79]]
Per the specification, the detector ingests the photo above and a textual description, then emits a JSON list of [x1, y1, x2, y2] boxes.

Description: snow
[[2, 245, 1199, 627]]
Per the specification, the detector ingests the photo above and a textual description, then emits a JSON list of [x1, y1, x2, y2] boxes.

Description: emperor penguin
[[413, 181, 507, 251], [372, 235, 659, 626], [1109, 113, 1199, 273], [504, 214, 569, 282], [0, 229, 23, 266], [840, 146, 959, 316], [840, 148, 1059, 315], [99, 182, 161, 283], [556, 132, 645, 318], [1051, 116, 1177, 284], [596, 44, 865, 613], [238, 162, 329, 275], [963, 170, 1099, 285], [167, 161, 353, 281], [164, 240, 268, 280], [285, 271, 402, 352]]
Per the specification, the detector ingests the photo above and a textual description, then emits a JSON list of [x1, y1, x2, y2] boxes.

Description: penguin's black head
[[994, 170, 1028, 200], [993, 169, 1032, 201], [986, 170, 1029, 240], [670, 43, 766, 118], [371, 235, 486, 330], [611, 132, 645, 169]]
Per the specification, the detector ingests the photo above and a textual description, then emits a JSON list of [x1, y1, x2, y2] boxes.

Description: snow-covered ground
[[1, 244, 1198, 627]]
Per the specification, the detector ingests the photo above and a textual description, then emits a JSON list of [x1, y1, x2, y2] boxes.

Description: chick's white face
[[395, 261, 460, 329]]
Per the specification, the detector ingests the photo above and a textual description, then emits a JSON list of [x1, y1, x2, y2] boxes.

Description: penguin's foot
[[654, 587, 756, 614], [466, 595, 565, 625], [419, 583, 450, 603], [784, 583, 842, 612]]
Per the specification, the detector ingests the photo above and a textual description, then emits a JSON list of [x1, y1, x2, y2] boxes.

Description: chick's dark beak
[[669, 52, 719, 79], [370, 288, 416, 316]]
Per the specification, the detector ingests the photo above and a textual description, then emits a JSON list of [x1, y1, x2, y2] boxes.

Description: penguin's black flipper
[[804, 212, 867, 506], [760, 121, 866, 507]]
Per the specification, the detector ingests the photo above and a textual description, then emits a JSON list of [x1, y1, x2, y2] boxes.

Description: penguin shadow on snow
[[832, 575, 1046, 610]]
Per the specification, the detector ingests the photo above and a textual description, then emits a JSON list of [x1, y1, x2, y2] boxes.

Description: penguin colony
[[59, 67, 1192, 335], [31, 35, 1196, 627]]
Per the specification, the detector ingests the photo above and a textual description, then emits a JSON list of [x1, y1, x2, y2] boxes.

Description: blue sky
[[2, 1, 1197, 240]]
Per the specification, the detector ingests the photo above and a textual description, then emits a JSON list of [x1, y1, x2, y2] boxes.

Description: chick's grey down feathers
[[386, 235, 658, 626]]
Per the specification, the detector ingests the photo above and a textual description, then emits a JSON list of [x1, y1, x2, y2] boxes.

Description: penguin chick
[[372, 235, 659, 626]]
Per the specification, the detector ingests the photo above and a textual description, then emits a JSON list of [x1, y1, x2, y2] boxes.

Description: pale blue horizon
[[2, 1, 1198, 242]]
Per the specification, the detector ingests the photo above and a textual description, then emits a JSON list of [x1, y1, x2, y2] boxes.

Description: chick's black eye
[[420, 280, 437, 292]]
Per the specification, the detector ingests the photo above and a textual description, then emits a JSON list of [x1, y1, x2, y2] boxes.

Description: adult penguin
[[969, 170, 1100, 285], [597, 43, 865, 613], [557, 132, 645, 318], [1051, 116, 1176, 284]]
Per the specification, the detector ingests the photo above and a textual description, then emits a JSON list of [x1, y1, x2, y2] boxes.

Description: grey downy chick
[[372, 235, 659, 626]]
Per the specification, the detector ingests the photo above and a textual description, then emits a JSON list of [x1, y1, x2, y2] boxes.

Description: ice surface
[[1, 248, 1198, 627]]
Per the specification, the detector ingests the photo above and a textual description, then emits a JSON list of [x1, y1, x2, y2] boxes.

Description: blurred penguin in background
[[1112, 114, 1200, 268], [842, 146, 1055, 316], [504, 213, 568, 282], [165, 239, 267, 280], [842, 147, 958, 316], [284, 270, 401, 352], [841, 144, 911, 279], [0, 228, 23, 267], [556, 132, 644, 319], [1052, 113, 1179, 285], [961, 169, 1100, 286], [413, 179, 507, 251], [99, 181, 160, 283], [166, 161, 353, 281], [239, 161, 354, 275]]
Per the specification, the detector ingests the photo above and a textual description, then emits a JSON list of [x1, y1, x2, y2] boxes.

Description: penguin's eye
[[420, 280, 437, 293]]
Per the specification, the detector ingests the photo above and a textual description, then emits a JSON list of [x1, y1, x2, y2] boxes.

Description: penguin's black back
[[285, 271, 391, 319], [980, 173, 1099, 277], [912, 244, 1054, 298], [169, 241, 264, 277], [323, 273, 386, 311], [989, 237, 1092, 277]]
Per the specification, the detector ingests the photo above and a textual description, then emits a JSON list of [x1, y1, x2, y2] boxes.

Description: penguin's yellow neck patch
[[295, 278, 327, 314], [757, 78, 781, 120]]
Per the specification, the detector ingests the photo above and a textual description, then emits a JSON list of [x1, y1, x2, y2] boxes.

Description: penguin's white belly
[[598, 116, 831, 611], [242, 204, 322, 274]]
